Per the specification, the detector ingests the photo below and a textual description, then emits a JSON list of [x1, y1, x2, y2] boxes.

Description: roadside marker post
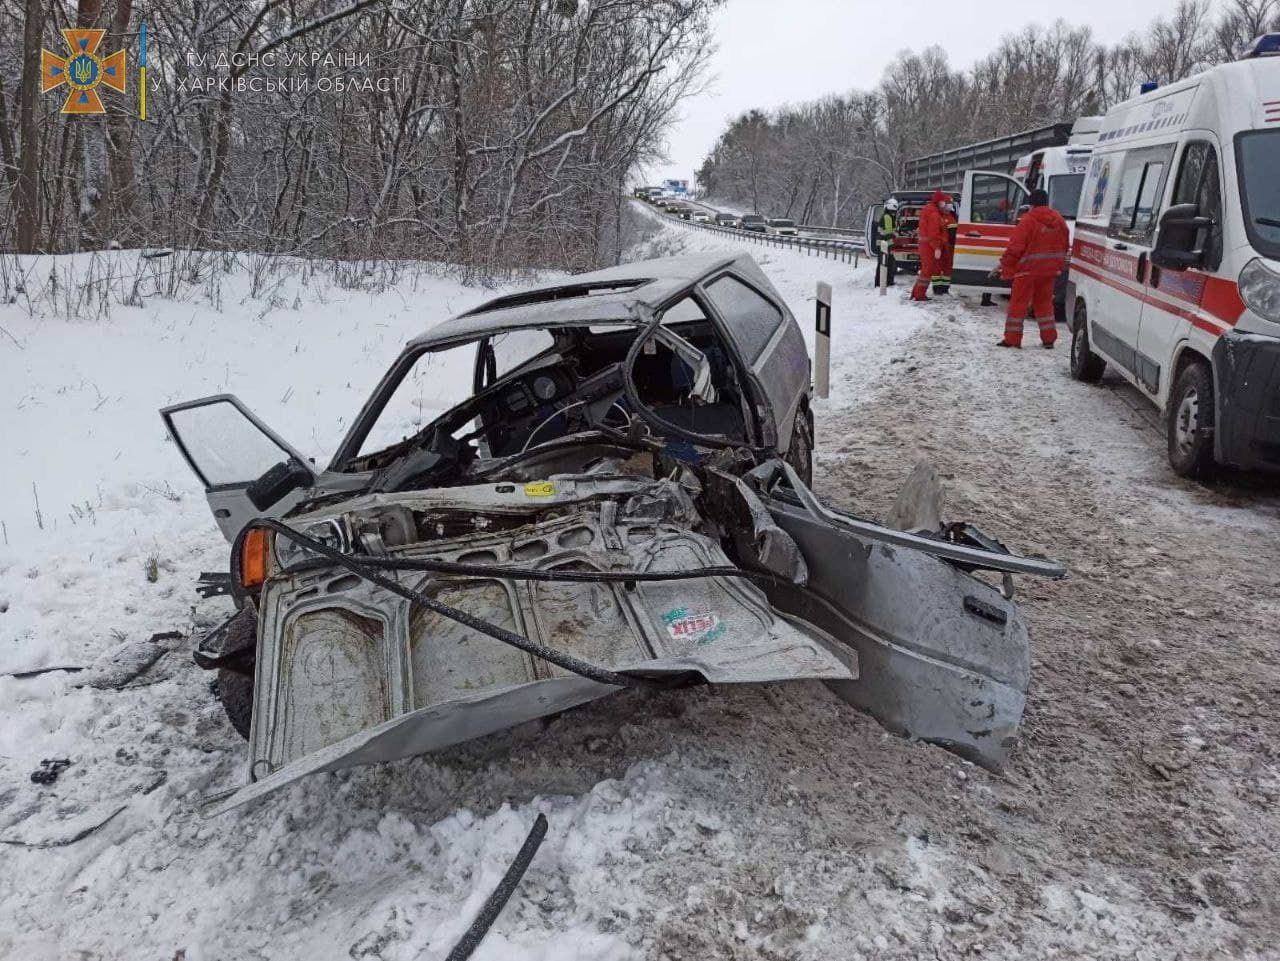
[[815, 281, 831, 399]]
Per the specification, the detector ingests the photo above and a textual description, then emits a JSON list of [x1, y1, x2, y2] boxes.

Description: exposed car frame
[[161, 253, 1065, 814]]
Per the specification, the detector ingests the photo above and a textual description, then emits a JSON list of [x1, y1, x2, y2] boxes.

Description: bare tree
[[0, 0, 719, 274], [697, 6, 1259, 229], [15, 0, 43, 251]]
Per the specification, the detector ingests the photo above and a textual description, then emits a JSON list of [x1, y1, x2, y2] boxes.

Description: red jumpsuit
[[937, 207, 958, 293], [998, 205, 1069, 346], [912, 198, 946, 302]]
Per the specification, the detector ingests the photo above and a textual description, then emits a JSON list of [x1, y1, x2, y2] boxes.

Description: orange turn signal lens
[[240, 528, 270, 589]]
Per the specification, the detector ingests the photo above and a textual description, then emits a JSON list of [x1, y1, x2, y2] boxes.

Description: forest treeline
[[696, 0, 1280, 228], [0, 0, 719, 276]]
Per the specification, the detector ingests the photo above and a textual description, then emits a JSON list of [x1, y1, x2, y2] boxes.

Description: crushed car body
[[160, 253, 1065, 814]]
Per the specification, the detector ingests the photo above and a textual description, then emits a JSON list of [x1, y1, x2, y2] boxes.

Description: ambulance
[[1066, 35, 1280, 477], [1011, 117, 1102, 319], [1012, 116, 1102, 221]]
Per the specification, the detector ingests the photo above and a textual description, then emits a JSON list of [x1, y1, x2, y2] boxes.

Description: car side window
[[659, 295, 708, 325], [702, 274, 783, 364], [1171, 141, 1224, 270], [1108, 146, 1173, 243], [1081, 154, 1118, 224]]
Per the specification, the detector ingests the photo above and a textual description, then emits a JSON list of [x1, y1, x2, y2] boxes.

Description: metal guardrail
[[797, 223, 867, 241], [652, 198, 866, 246], [638, 201, 867, 266]]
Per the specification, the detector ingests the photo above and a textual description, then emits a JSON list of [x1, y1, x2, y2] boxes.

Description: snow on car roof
[[408, 252, 740, 349]]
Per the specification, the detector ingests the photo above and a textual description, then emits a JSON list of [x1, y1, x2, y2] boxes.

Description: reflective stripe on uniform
[[1017, 251, 1066, 267]]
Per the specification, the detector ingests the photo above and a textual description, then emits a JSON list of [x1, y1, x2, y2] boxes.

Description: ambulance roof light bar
[[1241, 33, 1280, 58]]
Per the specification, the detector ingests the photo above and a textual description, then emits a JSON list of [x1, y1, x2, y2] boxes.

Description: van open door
[[952, 170, 1028, 298], [864, 203, 884, 259]]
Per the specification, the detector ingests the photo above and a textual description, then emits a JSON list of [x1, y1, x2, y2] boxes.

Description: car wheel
[[1166, 360, 1217, 479], [1069, 303, 1105, 383], [214, 669, 254, 740], [787, 408, 814, 486], [211, 606, 256, 740]]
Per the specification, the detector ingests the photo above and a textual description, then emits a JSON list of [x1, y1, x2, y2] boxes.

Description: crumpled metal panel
[[762, 493, 1031, 770], [217, 491, 854, 814]]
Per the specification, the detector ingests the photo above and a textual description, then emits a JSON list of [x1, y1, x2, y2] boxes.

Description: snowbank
[[0, 231, 933, 960]]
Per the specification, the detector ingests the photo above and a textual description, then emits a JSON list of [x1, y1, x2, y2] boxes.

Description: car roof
[[407, 253, 742, 349]]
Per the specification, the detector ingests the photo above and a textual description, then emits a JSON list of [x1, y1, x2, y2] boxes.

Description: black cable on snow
[[444, 813, 549, 961], [249, 519, 695, 692]]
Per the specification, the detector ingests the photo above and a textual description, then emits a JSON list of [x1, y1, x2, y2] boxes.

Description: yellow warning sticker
[[523, 481, 556, 498]]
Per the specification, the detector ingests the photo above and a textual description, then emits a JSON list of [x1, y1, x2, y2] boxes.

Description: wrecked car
[[160, 253, 1065, 814]]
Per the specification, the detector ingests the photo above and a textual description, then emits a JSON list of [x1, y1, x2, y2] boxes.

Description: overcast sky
[[648, 0, 1196, 186]]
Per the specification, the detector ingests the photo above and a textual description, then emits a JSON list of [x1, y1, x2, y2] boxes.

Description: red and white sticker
[[663, 609, 724, 644]]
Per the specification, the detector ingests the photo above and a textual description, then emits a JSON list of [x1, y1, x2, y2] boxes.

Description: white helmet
[[885, 198, 900, 212]]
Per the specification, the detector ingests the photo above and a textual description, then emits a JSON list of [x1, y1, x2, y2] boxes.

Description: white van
[[1066, 36, 1280, 477], [1013, 116, 1102, 220], [1008, 117, 1102, 318]]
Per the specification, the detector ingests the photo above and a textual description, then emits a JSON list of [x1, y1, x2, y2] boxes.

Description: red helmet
[[930, 190, 950, 204]]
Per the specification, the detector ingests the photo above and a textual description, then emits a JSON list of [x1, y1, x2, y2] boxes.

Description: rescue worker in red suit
[[911, 191, 950, 302], [994, 188, 1069, 348], [935, 199, 958, 295]]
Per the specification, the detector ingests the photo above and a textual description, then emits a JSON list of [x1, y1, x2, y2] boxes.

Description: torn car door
[[161, 395, 361, 541], [747, 461, 1063, 769]]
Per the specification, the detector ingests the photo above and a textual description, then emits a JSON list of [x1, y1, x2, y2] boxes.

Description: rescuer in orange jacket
[[994, 189, 1069, 348], [911, 191, 950, 302]]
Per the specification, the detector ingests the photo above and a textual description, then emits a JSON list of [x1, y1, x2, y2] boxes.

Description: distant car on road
[[691, 210, 711, 223], [767, 218, 799, 237], [740, 214, 768, 233], [714, 212, 740, 228]]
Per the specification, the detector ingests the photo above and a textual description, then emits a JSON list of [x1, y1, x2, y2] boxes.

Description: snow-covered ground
[[2, 213, 1277, 960], [0, 226, 923, 960]]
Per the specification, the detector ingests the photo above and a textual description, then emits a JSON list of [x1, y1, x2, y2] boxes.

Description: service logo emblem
[[41, 28, 127, 115]]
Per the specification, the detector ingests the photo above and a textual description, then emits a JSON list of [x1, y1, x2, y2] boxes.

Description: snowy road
[[2, 217, 1278, 960]]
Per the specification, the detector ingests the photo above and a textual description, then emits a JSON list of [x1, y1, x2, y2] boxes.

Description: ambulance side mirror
[[1152, 203, 1214, 271]]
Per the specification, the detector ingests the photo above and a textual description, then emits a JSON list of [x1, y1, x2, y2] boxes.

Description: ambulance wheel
[[1166, 360, 1217, 479], [1069, 304, 1105, 383]]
